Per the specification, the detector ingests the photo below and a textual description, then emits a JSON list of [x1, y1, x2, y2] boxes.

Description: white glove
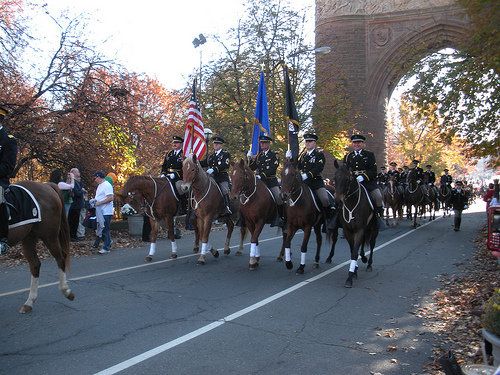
[[356, 175, 364, 183], [256, 175, 261, 180], [167, 173, 175, 179], [301, 173, 307, 181], [206, 168, 214, 174], [285, 150, 292, 158], [247, 150, 253, 158], [160, 174, 166, 178]]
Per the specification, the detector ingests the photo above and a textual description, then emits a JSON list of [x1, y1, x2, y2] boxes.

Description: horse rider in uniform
[[376, 166, 388, 187], [201, 136, 232, 216], [247, 134, 284, 227], [387, 161, 403, 193], [161, 135, 187, 214], [424, 164, 436, 186], [343, 134, 385, 229], [0, 105, 18, 255], [290, 133, 335, 229], [440, 169, 453, 187]]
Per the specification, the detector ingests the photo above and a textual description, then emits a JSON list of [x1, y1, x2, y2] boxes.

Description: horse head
[[181, 154, 200, 192], [333, 159, 355, 201], [280, 159, 301, 201], [120, 175, 149, 214], [230, 159, 252, 200]]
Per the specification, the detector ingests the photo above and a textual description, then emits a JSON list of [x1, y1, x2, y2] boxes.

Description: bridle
[[126, 176, 169, 220], [338, 170, 362, 223], [237, 167, 257, 205], [186, 160, 215, 210], [282, 169, 303, 207]]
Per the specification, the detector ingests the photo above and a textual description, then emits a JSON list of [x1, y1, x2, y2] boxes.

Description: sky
[[24, 0, 314, 90]]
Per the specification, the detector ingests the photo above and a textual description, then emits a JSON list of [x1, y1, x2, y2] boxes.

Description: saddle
[[5, 185, 42, 228]]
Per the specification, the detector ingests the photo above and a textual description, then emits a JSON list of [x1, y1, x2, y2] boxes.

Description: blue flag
[[250, 72, 271, 155]]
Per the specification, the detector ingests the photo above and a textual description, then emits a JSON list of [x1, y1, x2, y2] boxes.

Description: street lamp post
[[192, 33, 207, 91], [204, 127, 213, 160]]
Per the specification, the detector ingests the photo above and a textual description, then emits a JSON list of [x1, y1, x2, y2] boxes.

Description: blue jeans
[[102, 215, 112, 250]]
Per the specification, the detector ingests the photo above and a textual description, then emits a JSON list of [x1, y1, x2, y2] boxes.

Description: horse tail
[[48, 182, 71, 271]]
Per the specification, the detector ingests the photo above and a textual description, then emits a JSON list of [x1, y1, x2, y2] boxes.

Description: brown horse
[[333, 160, 379, 288], [383, 175, 403, 226], [438, 183, 452, 217], [7, 181, 74, 313], [405, 169, 426, 227], [119, 176, 180, 262], [279, 160, 329, 275], [181, 154, 237, 265], [230, 159, 282, 270]]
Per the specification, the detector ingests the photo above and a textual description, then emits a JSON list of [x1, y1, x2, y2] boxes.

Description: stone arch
[[368, 20, 470, 106], [315, 1, 471, 162]]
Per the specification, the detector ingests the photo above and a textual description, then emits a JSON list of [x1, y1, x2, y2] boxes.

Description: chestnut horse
[[333, 160, 379, 288], [230, 159, 283, 270], [7, 181, 74, 313], [279, 160, 331, 275], [181, 155, 237, 265], [119, 176, 180, 262]]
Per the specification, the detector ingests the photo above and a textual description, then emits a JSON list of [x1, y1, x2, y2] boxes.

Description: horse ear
[[334, 159, 339, 169]]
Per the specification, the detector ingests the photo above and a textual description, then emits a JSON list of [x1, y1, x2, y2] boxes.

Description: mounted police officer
[[424, 164, 436, 186], [440, 168, 453, 187], [291, 133, 335, 229], [376, 166, 387, 187], [387, 162, 400, 184], [410, 159, 426, 194], [201, 136, 232, 216], [0, 105, 18, 255], [161, 135, 187, 214], [247, 134, 284, 226], [343, 134, 385, 229]]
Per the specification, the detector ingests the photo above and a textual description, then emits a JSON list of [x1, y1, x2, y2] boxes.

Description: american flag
[[183, 79, 206, 159]]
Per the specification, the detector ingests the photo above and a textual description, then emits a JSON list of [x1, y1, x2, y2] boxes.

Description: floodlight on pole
[[287, 46, 332, 58]]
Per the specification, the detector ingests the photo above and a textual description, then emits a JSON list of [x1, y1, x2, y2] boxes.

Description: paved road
[[0, 203, 486, 375]]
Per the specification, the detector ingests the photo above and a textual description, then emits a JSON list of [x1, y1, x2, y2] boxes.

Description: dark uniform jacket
[[249, 149, 279, 188], [424, 170, 436, 184], [440, 174, 452, 186], [298, 148, 325, 190], [450, 189, 468, 210], [0, 126, 17, 188], [343, 149, 378, 190], [409, 166, 424, 182], [161, 149, 184, 181], [400, 171, 409, 185], [387, 170, 400, 184], [202, 149, 230, 184]]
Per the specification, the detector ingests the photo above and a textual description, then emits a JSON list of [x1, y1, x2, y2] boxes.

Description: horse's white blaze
[[349, 259, 357, 272], [148, 243, 156, 256], [300, 252, 306, 265], [284, 168, 289, 176], [250, 243, 256, 257], [285, 248, 291, 262], [24, 276, 39, 307], [171, 241, 177, 253]]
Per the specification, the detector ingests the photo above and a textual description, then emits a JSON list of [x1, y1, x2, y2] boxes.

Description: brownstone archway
[[315, 1, 470, 163]]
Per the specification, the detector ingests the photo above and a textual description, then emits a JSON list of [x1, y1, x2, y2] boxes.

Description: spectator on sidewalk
[[483, 183, 495, 211], [49, 169, 74, 216], [92, 171, 114, 254], [68, 168, 85, 241], [450, 180, 469, 232]]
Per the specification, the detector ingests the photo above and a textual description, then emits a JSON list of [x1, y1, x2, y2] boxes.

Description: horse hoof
[[193, 247, 199, 254], [249, 257, 259, 270], [224, 249, 231, 255], [170, 253, 178, 259], [197, 255, 206, 265], [276, 257, 283, 262], [210, 249, 219, 258], [235, 250, 243, 256], [361, 256, 368, 264], [344, 281, 353, 288], [19, 305, 32, 314], [367, 265, 373, 272], [285, 261, 293, 270], [66, 291, 75, 301], [325, 257, 332, 264], [296, 266, 304, 275], [145, 256, 153, 262]]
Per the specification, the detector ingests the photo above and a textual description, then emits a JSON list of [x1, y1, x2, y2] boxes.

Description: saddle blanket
[[6, 184, 42, 229]]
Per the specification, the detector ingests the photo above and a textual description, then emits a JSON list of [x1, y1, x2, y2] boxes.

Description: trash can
[[127, 214, 143, 236]]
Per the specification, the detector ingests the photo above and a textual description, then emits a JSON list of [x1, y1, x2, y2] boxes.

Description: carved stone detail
[[316, 0, 456, 19], [372, 25, 392, 46]]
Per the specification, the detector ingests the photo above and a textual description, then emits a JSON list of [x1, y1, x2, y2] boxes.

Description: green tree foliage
[[401, 0, 499, 165], [200, 0, 316, 159]]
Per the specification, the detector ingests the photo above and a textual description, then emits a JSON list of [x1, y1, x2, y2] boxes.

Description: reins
[[341, 178, 362, 223], [239, 172, 257, 205]]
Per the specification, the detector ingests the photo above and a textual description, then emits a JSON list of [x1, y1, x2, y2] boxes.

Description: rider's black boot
[[178, 194, 188, 216], [376, 206, 386, 231], [271, 204, 285, 228], [222, 194, 232, 216]]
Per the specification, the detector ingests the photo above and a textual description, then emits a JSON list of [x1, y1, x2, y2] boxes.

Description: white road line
[[0, 233, 290, 298], [94, 218, 440, 375]]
